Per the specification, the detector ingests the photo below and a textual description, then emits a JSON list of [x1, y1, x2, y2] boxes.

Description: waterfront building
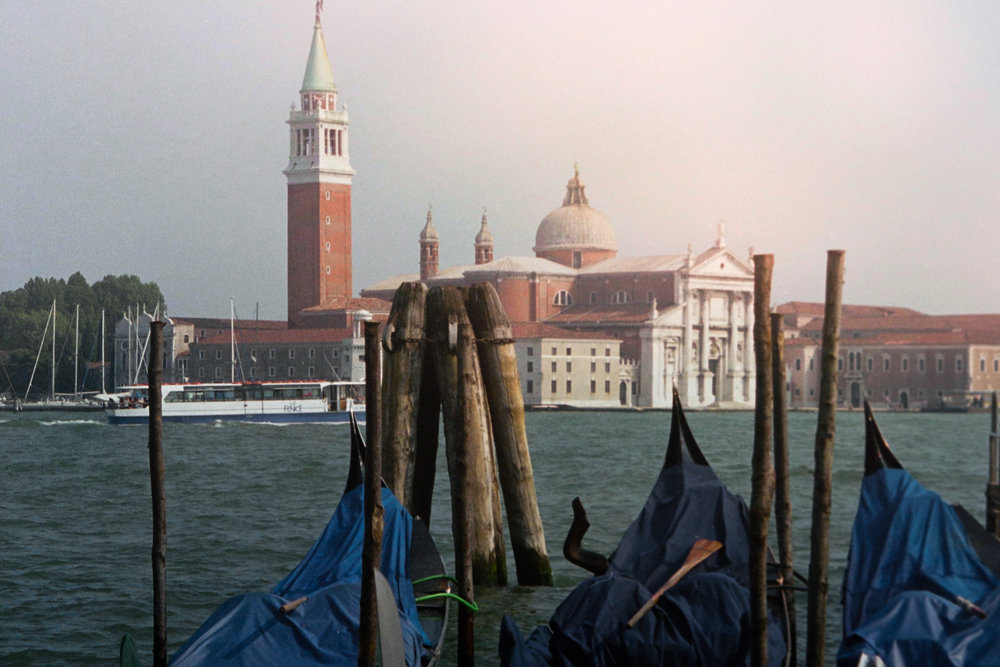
[[778, 303, 1000, 410], [512, 322, 633, 408]]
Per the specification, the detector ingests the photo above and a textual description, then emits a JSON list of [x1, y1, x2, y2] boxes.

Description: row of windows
[[165, 386, 321, 403], [526, 346, 613, 357], [525, 379, 613, 395], [794, 353, 985, 374], [197, 366, 318, 379], [292, 127, 344, 157], [552, 290, 660, 307], [196, 347, 328, 361], [525, 360, 614, 374], [791, 386, 939, 400]]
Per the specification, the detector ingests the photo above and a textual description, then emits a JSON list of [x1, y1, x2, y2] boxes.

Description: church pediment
[[689, 248, 754, 279]]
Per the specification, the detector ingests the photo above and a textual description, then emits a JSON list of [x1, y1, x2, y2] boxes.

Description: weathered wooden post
[[455, 322, 476, 666], [411, 353, 440, 525], [806, 249, 845, 666], [987, 391, 999, 536], [465, 283, 552, 586], [359, 321, 384, 667], [426, 286, 506, 586], [770, 311, 796, 665], [381, 282, 428, 508], [147, 320, 167, 667], [749, 254, 775, 667]]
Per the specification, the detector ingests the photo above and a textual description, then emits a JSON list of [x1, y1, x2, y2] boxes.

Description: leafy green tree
[[0, 274, 166, 398]]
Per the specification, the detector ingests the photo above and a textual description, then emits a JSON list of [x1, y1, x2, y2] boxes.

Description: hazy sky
[[2, 2, 998, 319]]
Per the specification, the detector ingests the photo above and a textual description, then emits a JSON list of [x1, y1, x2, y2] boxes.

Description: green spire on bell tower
[[301, 16, 337, 93]]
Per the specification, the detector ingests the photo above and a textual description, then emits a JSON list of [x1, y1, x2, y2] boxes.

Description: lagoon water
[[1, 409, 993, 665]]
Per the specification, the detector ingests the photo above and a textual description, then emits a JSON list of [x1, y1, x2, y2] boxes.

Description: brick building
[[778, 303, 1000, 409]]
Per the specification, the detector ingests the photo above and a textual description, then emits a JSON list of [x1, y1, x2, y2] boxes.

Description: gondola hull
[[166, 413, 448, 666], [838, 402, 1000, 666], [500, 390, 789, 666]]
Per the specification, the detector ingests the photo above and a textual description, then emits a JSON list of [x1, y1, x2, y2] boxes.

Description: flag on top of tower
[[316, 0, 324, 20]]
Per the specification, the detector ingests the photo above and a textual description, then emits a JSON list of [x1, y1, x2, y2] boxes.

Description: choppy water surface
[[1, 410, 993, 664]]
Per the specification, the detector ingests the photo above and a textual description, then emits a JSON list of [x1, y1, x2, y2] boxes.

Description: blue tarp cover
[[169, 485, 429, 666], [839, 467, 1000, 666], [500, 462, 787, 666]]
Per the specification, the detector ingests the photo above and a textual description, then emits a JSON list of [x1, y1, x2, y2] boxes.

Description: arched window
[[610, 290, 630, 304], [553, 290, 573, 306]]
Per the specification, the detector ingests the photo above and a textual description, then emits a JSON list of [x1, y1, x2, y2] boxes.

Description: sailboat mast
[[51, 300, 56, 399], [101, 310, 106, 394], [74, 304, 79, 397], [24, 301, 54, 401], [230, 298, 236, 383]]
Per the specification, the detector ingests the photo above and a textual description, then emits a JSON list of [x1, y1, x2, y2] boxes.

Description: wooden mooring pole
[[381, 282, 428, 508], [749, 254, 775, 667], [147, 320, 167, 667], [987, 391, 999, 536], [427, 286, 506, 586], [465, 283, 552, 586], [359, 321, 384, 667], [806, 249, 845, 666], [770, 311, 796, 665], [455, 322, 476, 666]]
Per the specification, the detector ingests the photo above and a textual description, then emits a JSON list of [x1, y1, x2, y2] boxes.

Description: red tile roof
[[545, 303, 652, 324], [775, 302, 924, 318], [172, 317, 288, 330], [511, 322, 619, 341], [299, 297, 392, 314]]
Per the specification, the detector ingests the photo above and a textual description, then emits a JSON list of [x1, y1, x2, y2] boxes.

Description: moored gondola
[[156, 412, 450, 666], [499, 389, 790, 666], [838, 401, 1000, 666]]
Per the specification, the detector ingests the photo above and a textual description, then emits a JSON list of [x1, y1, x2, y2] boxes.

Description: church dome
[[419, 208, 438, 242], [475, 212, 493, 245], [534, 167, 617, 253]]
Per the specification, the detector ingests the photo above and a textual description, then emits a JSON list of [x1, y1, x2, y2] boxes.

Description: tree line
[[0, 273, 166, 399]]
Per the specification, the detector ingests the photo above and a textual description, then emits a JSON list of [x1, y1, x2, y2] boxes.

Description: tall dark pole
[[750, 254, 774, 667], [359, 321, 383, 667], [771, 311, 796, 665], [806, 250, 845, 666], [147, 320, 167, 667], [988, 392, 999, 536]]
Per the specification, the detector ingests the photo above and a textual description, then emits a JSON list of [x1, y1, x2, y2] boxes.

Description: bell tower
[[475, 210, 494, 264], [285, 10, 354, 326], [419, 207, 439, 282]]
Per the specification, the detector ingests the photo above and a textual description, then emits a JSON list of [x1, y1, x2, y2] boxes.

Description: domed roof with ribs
[[534, 167, 617, 254]]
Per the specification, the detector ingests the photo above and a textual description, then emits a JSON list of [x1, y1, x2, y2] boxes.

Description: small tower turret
[[474, 210, 494, 265], [419, 206, 439, 282]]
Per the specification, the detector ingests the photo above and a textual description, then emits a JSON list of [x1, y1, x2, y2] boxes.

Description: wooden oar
[[626, 539, 723, 628]]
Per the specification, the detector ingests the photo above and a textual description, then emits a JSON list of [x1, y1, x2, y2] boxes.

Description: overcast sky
[[2, 2, 998, 319]]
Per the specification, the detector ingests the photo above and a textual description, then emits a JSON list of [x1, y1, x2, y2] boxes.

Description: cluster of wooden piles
[[361, 281, 553, 664]]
